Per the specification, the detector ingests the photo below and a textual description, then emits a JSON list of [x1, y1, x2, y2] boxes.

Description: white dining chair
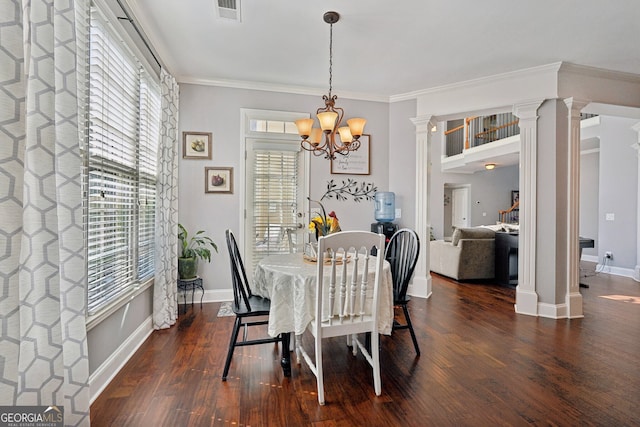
[[296, 230, 386, 405]]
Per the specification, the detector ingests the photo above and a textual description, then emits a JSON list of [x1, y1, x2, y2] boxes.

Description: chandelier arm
[[301, 137, 329, 153]]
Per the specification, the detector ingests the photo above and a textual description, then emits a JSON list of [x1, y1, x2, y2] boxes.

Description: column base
[[408, 274, 432, 299], [515, 288, 538, 316]]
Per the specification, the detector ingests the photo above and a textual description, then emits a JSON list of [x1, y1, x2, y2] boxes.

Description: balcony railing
[[445, 113, 600, 158], [445, 113, 519, 157]]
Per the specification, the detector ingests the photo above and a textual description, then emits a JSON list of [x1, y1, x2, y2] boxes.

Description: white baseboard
[[538, 302, 566, 319], [89, 315, 154, 404], [594, 264, 636, 278], [581, 254, 599, 263], [204, 288, 233, 303]]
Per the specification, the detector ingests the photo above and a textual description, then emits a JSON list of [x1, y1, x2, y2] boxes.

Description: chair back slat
[[359, 250, 370, 317], [315, 231, 385, 334], [225, 229, 253, 312], [384, 228, 420, 302]]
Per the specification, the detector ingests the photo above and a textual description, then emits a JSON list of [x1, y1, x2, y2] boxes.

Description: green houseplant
[[178, 223, 218, 279]]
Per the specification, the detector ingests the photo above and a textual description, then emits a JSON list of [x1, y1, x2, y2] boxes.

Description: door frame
[[239, 108, 310, 262], [448, 184, 471, 232]]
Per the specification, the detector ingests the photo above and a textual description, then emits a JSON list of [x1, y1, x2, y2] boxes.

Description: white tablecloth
[[253, 253, 394, 337]]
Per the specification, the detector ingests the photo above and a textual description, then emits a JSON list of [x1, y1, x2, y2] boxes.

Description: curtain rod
[[115, 0, 162, 69]]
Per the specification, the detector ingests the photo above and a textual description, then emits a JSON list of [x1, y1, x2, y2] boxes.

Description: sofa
[[430, 227, 496, 280]]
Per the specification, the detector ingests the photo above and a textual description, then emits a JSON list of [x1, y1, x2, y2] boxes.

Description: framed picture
[[511, 190, 519, 206], [205, 167, 233, 194], [183, 131, 212, 159], [330, 134, 371, 175]]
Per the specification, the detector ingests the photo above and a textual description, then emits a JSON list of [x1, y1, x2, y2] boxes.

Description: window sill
[[86, 278, 154, 331]]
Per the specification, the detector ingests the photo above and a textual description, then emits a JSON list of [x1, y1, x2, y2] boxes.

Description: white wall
[[178, 84, 389, 292]]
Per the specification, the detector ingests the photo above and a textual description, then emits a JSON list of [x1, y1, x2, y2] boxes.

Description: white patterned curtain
[[153, 68, 180, 329], [0, 0, 90, 425]]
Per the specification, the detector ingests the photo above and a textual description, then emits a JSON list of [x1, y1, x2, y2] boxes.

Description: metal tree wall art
[[321, 179, 377, 202]]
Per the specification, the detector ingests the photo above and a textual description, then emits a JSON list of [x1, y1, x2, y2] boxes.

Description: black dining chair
[[222, 229, 287, 380], [384, 228, 421, 355]]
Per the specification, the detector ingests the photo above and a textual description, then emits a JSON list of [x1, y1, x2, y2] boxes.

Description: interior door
[[245, 138, 307, 273], [452, 187, 470, 229]]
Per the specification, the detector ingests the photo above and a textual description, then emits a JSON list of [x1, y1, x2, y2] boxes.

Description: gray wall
[[87, 287, 152, 374], [580, 150, 599, 258], [388, 99, 417, 229], [178, 84, 389, 291], [597, 115, 638, 269]]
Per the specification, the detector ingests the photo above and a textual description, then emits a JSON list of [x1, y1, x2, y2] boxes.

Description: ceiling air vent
[[216, 0, 241, 22]]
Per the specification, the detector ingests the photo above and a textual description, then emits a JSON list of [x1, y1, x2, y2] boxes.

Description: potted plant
[[178, 223, 218, 279]]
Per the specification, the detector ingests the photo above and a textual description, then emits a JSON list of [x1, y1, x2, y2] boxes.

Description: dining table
[[252, 252, 395, 377]]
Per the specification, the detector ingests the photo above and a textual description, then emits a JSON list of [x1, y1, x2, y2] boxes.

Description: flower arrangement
[[308, 198, 341, 238]]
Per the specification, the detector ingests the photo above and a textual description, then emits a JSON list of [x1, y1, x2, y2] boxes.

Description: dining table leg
[[281, 332, 291, 377]]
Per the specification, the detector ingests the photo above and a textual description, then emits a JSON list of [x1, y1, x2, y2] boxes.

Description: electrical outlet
[[605, 251, 613, 259]]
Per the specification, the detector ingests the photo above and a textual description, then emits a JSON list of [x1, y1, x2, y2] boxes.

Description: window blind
[[251, 149, 299, 265], [86, 8, 160, 315]]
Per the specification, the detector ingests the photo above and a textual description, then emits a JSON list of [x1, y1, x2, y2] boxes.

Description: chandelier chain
[[328, 22, 333, 97]]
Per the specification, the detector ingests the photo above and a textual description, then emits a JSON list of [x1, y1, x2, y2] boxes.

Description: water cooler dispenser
[[371, 192, 397, 250]]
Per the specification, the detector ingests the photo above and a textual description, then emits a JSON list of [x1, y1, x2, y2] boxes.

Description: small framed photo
[[205, 167, 233, 194], [183, 131, 212, 159], [331, 134, 371, 175]]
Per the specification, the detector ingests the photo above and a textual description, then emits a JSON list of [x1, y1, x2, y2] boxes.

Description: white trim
[[89, 315, 154, 403], [559, 63, 640, 84], [538, 302, 568, 319], [391, 62, 563, 103], [179, 76, 389, 103], [202, 288, 233, 303], [594, 264, 638, 278], [580, 148, 600, 156], [513, 100, 544, 317], [409, 115, 434, 299]]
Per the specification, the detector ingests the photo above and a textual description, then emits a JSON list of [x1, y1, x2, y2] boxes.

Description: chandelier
[[295, 11, 366, 160]]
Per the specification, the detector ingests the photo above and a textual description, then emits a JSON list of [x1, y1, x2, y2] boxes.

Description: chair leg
[[222, 316, 242, 380], [315, 334, 325, 405], [402, 304, 420, 356], [371, 330, 381, 396]]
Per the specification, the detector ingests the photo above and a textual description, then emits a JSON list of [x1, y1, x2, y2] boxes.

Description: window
[[85, 7, 161, 316]]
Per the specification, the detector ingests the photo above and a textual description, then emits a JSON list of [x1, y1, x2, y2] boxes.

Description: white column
[[632, 122, 640, 282], [513, 100, 544, 316], [564, 98, 589, 318], [409, 115, 434, 299]]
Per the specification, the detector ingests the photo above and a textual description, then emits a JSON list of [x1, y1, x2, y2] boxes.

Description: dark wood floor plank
[[91, 267, 640, 426]]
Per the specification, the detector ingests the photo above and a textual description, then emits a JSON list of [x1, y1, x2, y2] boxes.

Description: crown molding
[[559, 63, 640, 84], [176, 76, 389, 103], [390, 62, 564, 103]]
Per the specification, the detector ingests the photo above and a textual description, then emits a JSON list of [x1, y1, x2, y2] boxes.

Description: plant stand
[[177, 276, 204, 313]]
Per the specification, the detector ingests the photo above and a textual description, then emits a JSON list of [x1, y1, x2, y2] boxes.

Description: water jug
[[374, 192, 395, 222]]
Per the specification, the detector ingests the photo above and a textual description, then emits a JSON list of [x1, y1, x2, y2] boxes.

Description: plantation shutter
[[86, 9, 160, 315], [251, 148, 300, 266]]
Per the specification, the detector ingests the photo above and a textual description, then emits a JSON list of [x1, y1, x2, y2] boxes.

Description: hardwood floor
[[90, 268, 639, 426]]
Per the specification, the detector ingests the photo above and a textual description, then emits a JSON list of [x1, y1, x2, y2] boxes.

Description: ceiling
[[126, 0, 640, 100]]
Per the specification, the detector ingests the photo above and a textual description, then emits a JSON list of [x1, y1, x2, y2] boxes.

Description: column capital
[[563, 97, 590, 118], [513, 99, 544, 120], [410, 115, 435, 133]]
